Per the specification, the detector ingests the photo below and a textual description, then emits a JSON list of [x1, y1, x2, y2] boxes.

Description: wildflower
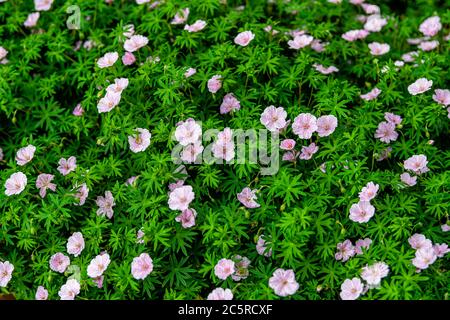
[[335, 240, 355, 262], [168, 180, 184, 192], [364, 14, 387, 32], [212, 128, 235, 161], [408, 234, 433, 250], [419, 40, 439, 51], [5, 172, 27, 196], [441, 224, 450, 232], [292, 113, 317, 139], [359, 182, 379, 201], [432, 89, 450, 106], [404, 154, 429, 174], [268, 269, 299, 297], [131, 253, 153, 280], [342, 29, 369, 41], [96, 191, 115, 219], [408, 78, 433, 95], [207, 288, 233, 300], [234, 31, 255, 46], [34, 0, 54, 11], [184, 67, 196, 78], [368, 42, 390, 56], [260, 106, 287, 132], [24, 12, 40, 28], [349, 201, 375, 223], [419, 16, 442, 37], [97, 91, 121, 113], [184, 20, 207, 32], [355, 238, 372, 255], [175, 208, 197, 228], [74, 183, 89, 206], [35, 286, 48, 300], [237, 187, 260, 208], [361, 87, 381, 101], [361, 262, 389, 287], [361, 3, 380, 14], [384, 112, 402, 125], [288, 35, 313, 49], [0, 47, 7, 60], [67, 232, 85, 257], [316, 115, 338, 137], [0, 261, 14, 287], [57, 156, 77, 175], [87, 253, 111, 278], [58, 279, 80, 300], [374, 121, 398, 143], [299, 143, 318, 160], [168, 185, 195, 211], [128, 128, 151, 153], [72, 103, 84, 116], [313, 64, 339, 75], [16, 144, 36, 166], [49, 252, 70, 273], [106, 78, 129, 94], [340, 278, 364, 300], [175, 119, 202, 146], [171, 8, 189, 25], [256, 235, 272, 257], [214, 259, 235, 280], [402, 51, 419, 63], [122, 52, 136, 65], [433, 244, 449, 258], [181, 142, 204, 163], [136, 229, 145, 244], [124, 35, 148, 52], [412, 247, 437, 270], [207, 75, 222, 93], [400, 172, 417, 186], [92, 276, 104, 288], [282, 151, 298, 162], [36, 173, 56, 198], [280, 139, 296, 150], [310, 39, 327, 52], [219, 93, 240, 114], [97, 52, 119, 68], [231, 255, 250, 281]]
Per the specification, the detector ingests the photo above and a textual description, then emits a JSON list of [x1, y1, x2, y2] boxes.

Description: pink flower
[[24, 12, 40, 28], [171, 8, 189, 25], [0, 261, 14, 287], [136, 229, 145, 244], [220, 93, 240, 114], [212, 129, 235, 161], [72, 103, 84, 116], [408, 234, 433, 250], [122, 52, 136, 65], [282, 151, 298, 162], [280, 139, 296, 151], [316, 115, 338, 137], [34, 0, 54, 11], [342, 29, 369, 41], [207, 288, 233, 300], [360, 87, 381, 101], [184, 20, 207, 32], [181, 142, 204, 163], [408, 78, 433, 95], [310, 40, 327, 52], [128, 128, 151, 153], [231, 255, 250, 281], [175, 119, 202, 146], [349, 201, 375, 223], [67, 232, 85, 257], [359, 182, 379, 201], [374, 121, 398, 143], [433, 244, 449, 258], [432, 89, 450, 106], [184, 67, 196, 78], [87, 253, 111, 278], [237, 187, 260, 208], [131, 253, 154, 280], [234, 31, 255, 46], [175, 208, 197, 228], [313, 64, 339, 75], [57, 156, 77, 176], [36, 173, 56, 198], [123, 24, 135, 38], [364, 14, 387, 32], [292, 113, 317, 139], [124, 35, 148, 52], [5, 172, 27, 196], [268, 269, 299, 297], [419, 40, 439, 51], [168, 185, 195, 211], [288, 35, 313, 50], [384, 112, 402, 125], [355, 238, 372, 255], [260, 106, 287, 132], [49, 252, 70, 273], [96, 191, 115, 219], [368, 42, 390, 56], [74, 183, 89, 206], [404, 154, 429, 175], [299, 143, 318, 160], [207, 75, 222, 93], [419, 16, 442, 37], [412, 247, 437, 270], [83, 40, 95, 50], [58, 279, 80, 300], [402, 51, 419, 63], [97, 52, 119, 68], [335, 240, 355, 262], [340, 278, 364, 300], [400, 172, 417, 186], [256, 235, 272, 257], [214, 259, 235, 280], [106, 78, 129, 94], [0, 47, 7, 60], [361, 3, 380, 14], [97, 91, 122, 113], [168, 180, 184, 192], [93, 276, 104, 288], [441, 224, 450, 232], [263, 25, 279, 35], [361, 262, 389, 287], [0, 148, 3, 161], [35, 286, 48, 300], [16, 144, 36, 166]]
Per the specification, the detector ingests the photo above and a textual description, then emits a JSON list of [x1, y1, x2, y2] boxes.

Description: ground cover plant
[[0, 0, 449, 300]]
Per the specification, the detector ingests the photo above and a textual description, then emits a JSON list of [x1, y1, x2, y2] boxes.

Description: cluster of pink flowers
[[400, 154, 429, 187], [409, 234, 449, 271], [168, 181, 197, 229], [335, 238, 372, 262], [98, 78, 129, 113], [374, 112, 402, 144], [175, 118, 203, 163], [349, 182, 379, 223]]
